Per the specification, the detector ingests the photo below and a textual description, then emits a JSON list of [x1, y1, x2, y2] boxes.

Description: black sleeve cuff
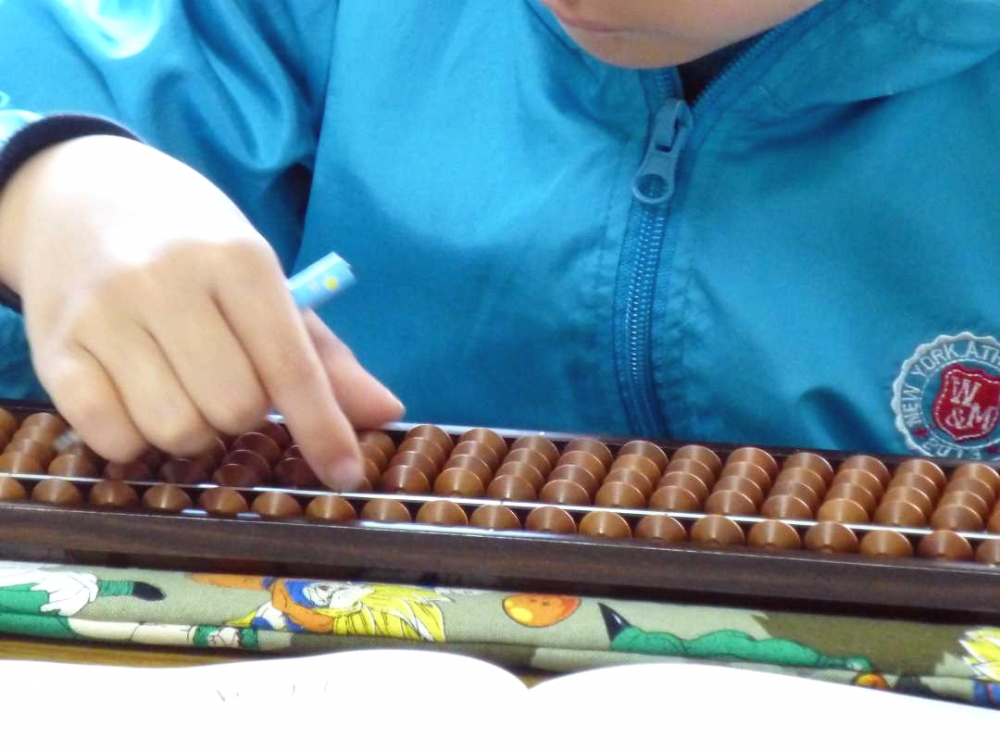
[[0, 114, 139, 313]]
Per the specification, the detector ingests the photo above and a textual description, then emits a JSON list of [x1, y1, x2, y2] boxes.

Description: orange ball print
[[503, 594, 580, 628]]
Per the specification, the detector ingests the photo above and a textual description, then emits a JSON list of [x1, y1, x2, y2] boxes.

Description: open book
[[1, 649, 995, 747]]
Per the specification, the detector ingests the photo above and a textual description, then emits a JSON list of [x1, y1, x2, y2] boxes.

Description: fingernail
[[329, 456, 364, 491]]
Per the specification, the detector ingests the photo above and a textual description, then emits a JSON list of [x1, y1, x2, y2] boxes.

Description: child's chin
[[567, 29, 706, 69]]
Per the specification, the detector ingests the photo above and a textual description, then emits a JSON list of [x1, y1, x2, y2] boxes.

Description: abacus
[[1, 400, 998, 620]]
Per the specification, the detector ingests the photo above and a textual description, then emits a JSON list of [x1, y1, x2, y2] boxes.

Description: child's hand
[[0, 135, 402, 489]]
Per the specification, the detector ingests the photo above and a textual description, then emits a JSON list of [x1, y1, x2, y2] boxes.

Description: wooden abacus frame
[[1, 400, 999, 621]]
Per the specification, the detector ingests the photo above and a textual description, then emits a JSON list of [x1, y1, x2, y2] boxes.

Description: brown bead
[[10, 425, 60, 448], [838, 456, 890, 487], [31, 478, 83, 506], [704, 490, 757, 517], [198, 487, 249, 515], [671, 445, 722, 475], [832, 468, 883, 499], [22, 411, 68, 435], [579, 510, 632, 539], [104, 460, 153, 482], [253, 420, 290, 450], [7, 438, 55, 465], [879, 486, 934, 519], [0, 407, 16, 437], [937, 490, 990, 521], [389, 448, 439, 478], [380, 464, 431, 494], [305, 495, 356, 523], [635, 514, 687, 544], [712, 475, 764, 508], [547, 464, 600, 496], [405, 425, 454, 454], [433, 467, 486, 498], [781, 453, 834, 484], [232, 432, 282, 466], [450, 440, 502, 472], [157, 457, 209, 485], [748, 520, 802, 551], [804, 522, 859, 554], [142, 484, 193, 513], [563, 438, 614, 469], [595, 482, 646, 509], [760, 495, 814, 520], [504, 448, 553, 477], [603, 468, 653, 497], [975, 539, 1000, 565], [360, 442, 390, 472], [442, 454, 493, 487], [0, 452, 43, 475], [617, 440, 668, 472], [458, 428, 508, 462], [362, 457, 381, 488], [487, 474, 537, 501], [212, 463, 261, 488], [510, 435, 560, 467], [398, 437, 448, 469], [358, 430, 396, 465], [197, 437, 227, 467], [47, 454, 98, 478], [494, 461, 546, 492], [988, 508, 1000, 534], [873, 500, 927, 528], [274, 457, 320, 488], [726, 447, 779, 479], [416, 500, 469, 527], [888, 471, 940, 502], [930, 503, 985, 532], [952, 463, 1000, 495], [719, 461, 771, 492], [649, 485, 700, 513], [817, 497, 869, 524], [610, 454, 661, 487], [824, 482, 877, 515], [88, 480, 139, 509], [665, 458, 715, 488], [469, 504, 521, 530], [768, 480, 821, 513], [774, 466, 827, 500], [895, 458, 947, 491], [0, 476, 27, 501], [251, 491, 303, 519], [944, 477, 995, 508], [540, 479, 593, 506], [918, 530, 974, 561], [860, 529, 913, 558], [690, 515, 746, 547], [525, 506, 576, 534], [657, 471, 710, 501], [554, 450, 605, 481], [361, 498, 412, 523]]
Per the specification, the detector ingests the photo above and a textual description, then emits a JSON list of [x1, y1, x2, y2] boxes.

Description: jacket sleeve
[[0, 0, 338, 400]]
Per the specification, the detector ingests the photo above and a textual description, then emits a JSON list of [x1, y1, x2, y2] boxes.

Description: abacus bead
[[555, 450, 605, 481], [760, 495, 814, 520], [976, 539, 1000, 565], [361, 442, 390, 471], [361, 498, 412, 523], [416, 500, 469, 526], [665, 458, 715, 488], [450, 440, 502, 472], [504, 448, 553, 476], [142, 485, 193, 512], [563, 438, 614, 469], [56, 442, 102, 464], [657, 471, 710, 501], [930, 503, 985, 532], [726, 447, 779, 480], [832, 469, 883, 499], [775, 467, 827, 499], [617, 441, 668, 473], [824, 482, 877, 515], [0, 452, 43, 474], [873, 500, 926, 528], [548, 464, 600, 496], [221, 449, 272, 479], [888, 471, 940, 501], [649, 485, 700, 512], [937, 490, 990, 520], [839, 456, 890, 487], [604, 468, 653, 497], [32, 479, 83, 506], [469, 505, 521, 530], [47, 454, 98, 478], [88, 480, 139, 509], [781, 453, 834, 484], [487, 474, 537, 501], [510, 435, 559, 467], [918, 530, 974, 561], [251, 492, 303, 519], [254, 420, 290, 450], [22, 412, 68, 432], [804, 522, 859, 554], [879, 486, 934, 519], [719, 461, 771, 492], [579, 510, 631, 539], [7, 438, 55, 465], [458, 428, 508, 461], [363, 457, 381, 487], [635, 514, 687, 543], [0, 476, 27, 501], [990, 508, 1000, 534], [704, 490, 757, 517], [405, 425, 454, 454], [494, 461, 546, 492], [595, 482, 646, 509], [398, 437, 448, 469], [433, 467, 486, 498], [748, 520, 802, 551], [768, 480, 820, 512], [945, 476, 995, 505], [0, 407, 16, 436], [443, 454, 493, 487], [895, 459, 947, 491], [860, 530, 913, 558], [952, 463, 1000, 494], [10, 425, 60, 446], [232, 433, 282, 466], [213, 463, 261, 488], [198, 488, 249, 515], [274, 457, 320, 488], [540, 479, 592, 506], [305, 495, 357, 523], [671, 445, 722, 475], [380, 464, 431, 494], [712, 475, 764, 508], [105, 460, 153, 482], [817, 498, 869, 524], [389, 450, 439, 481], [525, 506, 576, 534], [690, 515, 746, 547], [610, 454, 661, 487], [358, 430, 396, 465]]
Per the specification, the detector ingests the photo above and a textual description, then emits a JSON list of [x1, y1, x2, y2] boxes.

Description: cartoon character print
[[502, 594, 580, 628], [960, 629, 1000, 707], [192, 574, 450, 641]]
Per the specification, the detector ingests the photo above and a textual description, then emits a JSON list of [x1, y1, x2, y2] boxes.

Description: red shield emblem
[[932, 364, 1000, 442]]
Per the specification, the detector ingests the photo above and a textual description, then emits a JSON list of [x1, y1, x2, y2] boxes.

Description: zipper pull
[[631, 98, 693, 205]]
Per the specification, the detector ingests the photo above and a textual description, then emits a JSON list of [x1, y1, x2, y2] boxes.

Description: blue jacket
[[1, 0, 999, 459]]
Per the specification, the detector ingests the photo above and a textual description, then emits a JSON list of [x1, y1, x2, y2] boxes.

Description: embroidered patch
[[893, 333, 1000, 460]]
